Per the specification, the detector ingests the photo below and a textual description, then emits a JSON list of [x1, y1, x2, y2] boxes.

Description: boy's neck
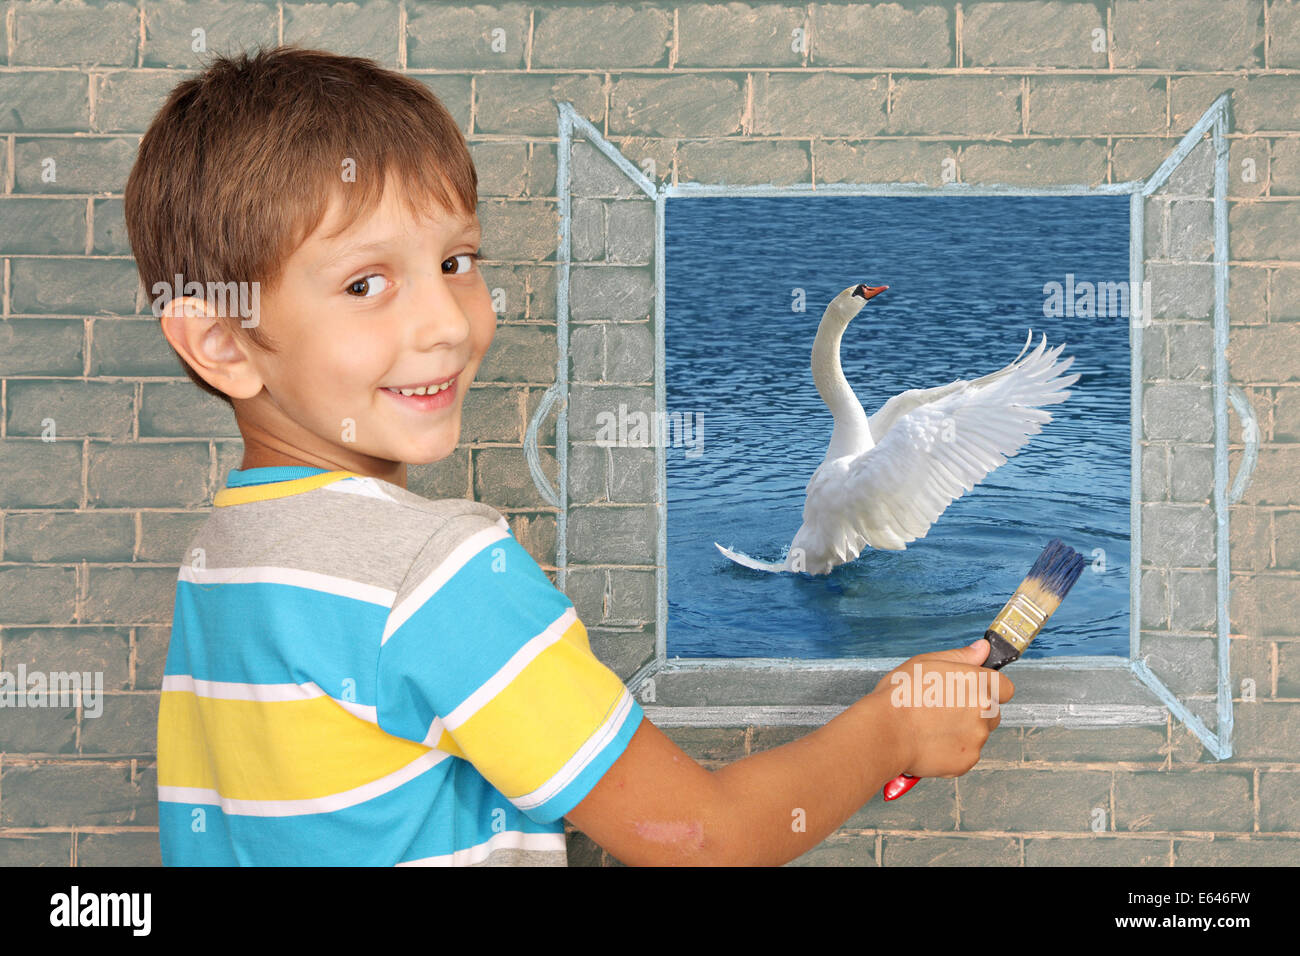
[[239, 436, 407, 489]]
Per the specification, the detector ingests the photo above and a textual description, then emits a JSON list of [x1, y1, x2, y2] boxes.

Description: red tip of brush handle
[[882, 773, 919, 801]]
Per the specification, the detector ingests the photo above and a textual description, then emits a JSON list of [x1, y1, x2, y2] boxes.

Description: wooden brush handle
[[881, 631, 1017, 801]]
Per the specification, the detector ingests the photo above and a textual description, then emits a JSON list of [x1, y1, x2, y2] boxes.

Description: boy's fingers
[[914, 638, 989, 665]]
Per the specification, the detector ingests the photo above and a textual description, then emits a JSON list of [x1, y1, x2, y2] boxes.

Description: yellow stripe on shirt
[[158, 689, 433, 801], [447, 616, 628, 799]]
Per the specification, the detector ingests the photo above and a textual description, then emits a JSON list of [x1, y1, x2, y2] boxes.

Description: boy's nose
[[411, 274, 473, 350]]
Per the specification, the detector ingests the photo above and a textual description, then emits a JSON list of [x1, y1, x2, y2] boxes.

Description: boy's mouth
[[380, 370, 461, 397], [379, 369, 463, 412]]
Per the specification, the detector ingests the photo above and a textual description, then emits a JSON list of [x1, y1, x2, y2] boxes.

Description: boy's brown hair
[[124, 45, 479, 404]]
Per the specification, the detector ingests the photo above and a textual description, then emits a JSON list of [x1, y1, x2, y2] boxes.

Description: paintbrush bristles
[[988, 539, 1086, 655]]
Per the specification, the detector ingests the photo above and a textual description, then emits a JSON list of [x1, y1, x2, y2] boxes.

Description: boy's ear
[[158, 296, 266, 401]]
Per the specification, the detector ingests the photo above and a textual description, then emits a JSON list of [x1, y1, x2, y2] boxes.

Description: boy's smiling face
[[201, 175, 495, 486]]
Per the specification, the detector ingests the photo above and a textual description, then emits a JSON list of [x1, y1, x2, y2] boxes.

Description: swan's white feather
[[787, 330, 1080, 575]]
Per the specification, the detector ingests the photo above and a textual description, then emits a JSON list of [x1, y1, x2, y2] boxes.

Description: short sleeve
[[375, 513, 644, 824]]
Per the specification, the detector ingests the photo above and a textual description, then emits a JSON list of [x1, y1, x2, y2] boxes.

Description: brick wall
[[0, 1, 1296, 866]]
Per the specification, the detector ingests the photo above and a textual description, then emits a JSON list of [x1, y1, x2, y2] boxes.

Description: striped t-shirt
[[157, 466, 643, 865]]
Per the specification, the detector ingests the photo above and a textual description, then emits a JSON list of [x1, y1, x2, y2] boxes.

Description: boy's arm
[[566, 691, 908, 866], [567, 639, 1008, 866]]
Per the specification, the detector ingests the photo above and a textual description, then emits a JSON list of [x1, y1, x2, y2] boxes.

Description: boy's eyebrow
[[313, 218, 481, 273]]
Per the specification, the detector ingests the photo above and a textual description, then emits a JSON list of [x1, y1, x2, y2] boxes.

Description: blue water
[[664, 195, 1132, 660]]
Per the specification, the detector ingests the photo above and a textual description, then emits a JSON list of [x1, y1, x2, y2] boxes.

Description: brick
[[1025, 837, 1171, 866], [1142, 503, 1216, 566], [890, 76, 1020, 136], [1143, 384, 1214, 441], [132, 626, 170, 690], [660, 726, 747, 761], [282, 0, 401, 65], [1278, 511, 1300, 569], [1238, 447, 1300, 505], [1268, 137, 1300, 195], [11, 258, 140, 318], [570, 198, 604, 262], [0, 763, 152, 827], [2, 626, 131, 691], [1229, 325, 1300, 387], [11, 0, 138, 66], [1167, 200, 1214, 262], [1023, 725, 1167, 762], [1174, 838, 1300, 865], [810, 2, 951, 67], [89, 317, 185, 377], [140, 1, 278, 69], [1227, 137, 1269, 197], [1275, 269, 1300, 322], [605, 203, 654, 265], [961, 139, 1108, 187], [0, 439, 82, 508], [459, 386, 523, 442], [3, 511, 134, 562], [13, 136, 138, 195], [0, 566, 78, 624], [479, 200, 560, 265], [585, 624, 653, 679], [1169, 570, 1217, 630], [92, 198, 129, 255], [532, 5, 670, 68], [567, 384, 654, 441], [86, 442, 210, 508], [1113, 137, 1180, 184], [1116, 770, 1252, 831], [79, 694, 159, 756], [505, 511, 556, 567], [407, 447, 472, 500], [567, 505, 656, 564], [1227, 700, 1300, 758], [1171, 74, 1300, 134], [964, 1, 1106, 68], [1230, 636, 1273, 701], [1143, 444, 1168, 507], [478, 264, 529, 320], [569, 266, 654, 322], [0, 705, 77, 753], [471, 143, 530, 199], [847, 778, 957, 831], [788, 835, 878, 866], [1230, 200, 1300, 261], [6, 380, 134, 439], [753, 73, 888, 137], [0, 832, 73, 866], [1148, 263, 1213, 320], [92, 71, 184, 133], [1028, 77, 1165, 136], [475, 74, 605, 137], [607, 445, 656, 503], [562, 567, 605, 623], [678, 3, 805, 67], [1257, 770, 1300, 831], [1142, 324, 1167, 379], [0, 72, 89, 132], [817, 139, 958, 186], [958, 769, 1109, 831], [1169, 444, 1213, 501], [1229, 505, 1272, 571], [1141, 567, 1169, 628], [473, 446, 554, 509], [75, 830, 162, 867], [609, 75, 745, 137], [0, 319, 85, 376], [1166, 323, 1213, 383], [606, 568, 655, 623], [1274, 0, 1300, 67], [83, 566, 178, 625], [881, 835, 1019, 866], [414, 75, 471, 133], [477, 323, 557, 384], [138, 382, 238, 437], [1112, 0, 1264, 69], [137, 511, 210, 565], [0, 198, 85, 254], [677, 139, 811, 186], [568, 140, 642, 200]]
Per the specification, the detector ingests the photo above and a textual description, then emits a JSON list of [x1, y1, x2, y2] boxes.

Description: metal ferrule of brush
[[983, 591, 1050, 669]]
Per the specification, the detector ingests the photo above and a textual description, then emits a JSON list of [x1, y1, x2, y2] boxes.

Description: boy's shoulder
[[191, 472, 518, 597]]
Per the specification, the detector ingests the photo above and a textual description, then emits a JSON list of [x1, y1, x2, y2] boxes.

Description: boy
[[130, 45, 1011, 866]]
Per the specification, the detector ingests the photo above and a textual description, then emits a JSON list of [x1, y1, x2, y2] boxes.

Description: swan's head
[[825, 283, 888, 325]]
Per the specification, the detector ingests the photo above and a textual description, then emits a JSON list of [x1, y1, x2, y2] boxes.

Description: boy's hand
[[870, 638, 1013, 780]]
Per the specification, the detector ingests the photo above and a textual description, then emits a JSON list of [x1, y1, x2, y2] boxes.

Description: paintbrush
[[882, 538, 1087, 801]]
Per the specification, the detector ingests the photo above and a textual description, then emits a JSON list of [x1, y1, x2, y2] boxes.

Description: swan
[[714, 283, 1081, 576]]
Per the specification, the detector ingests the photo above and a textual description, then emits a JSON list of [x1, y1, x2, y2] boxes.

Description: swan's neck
[[811, 316, 873, 459]]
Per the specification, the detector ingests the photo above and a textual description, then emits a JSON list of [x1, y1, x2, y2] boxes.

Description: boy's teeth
[[386, 381, 452, 397]]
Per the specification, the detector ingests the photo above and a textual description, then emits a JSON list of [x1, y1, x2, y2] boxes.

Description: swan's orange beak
[[852, 284, 888, 301]]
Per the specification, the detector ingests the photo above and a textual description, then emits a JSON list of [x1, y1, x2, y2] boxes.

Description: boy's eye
[[443, 252, 482, 275], [346, 274, 390, 298]]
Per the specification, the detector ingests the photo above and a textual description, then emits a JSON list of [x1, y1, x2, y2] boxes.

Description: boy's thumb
[[965, 637, 990, 661]]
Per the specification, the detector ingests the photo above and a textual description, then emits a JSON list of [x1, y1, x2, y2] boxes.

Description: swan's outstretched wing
[[866, 329, 1036, 444], [789, 333, 1079, 572]]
